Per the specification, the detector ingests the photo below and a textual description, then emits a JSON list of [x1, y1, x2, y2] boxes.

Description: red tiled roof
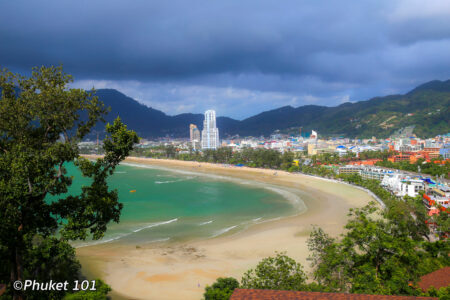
[[230, 289, 437, 300], [418, 267, 450, 291]]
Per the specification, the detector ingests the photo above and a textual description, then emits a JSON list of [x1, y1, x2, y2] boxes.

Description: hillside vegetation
[[89, 80, 450, 138]]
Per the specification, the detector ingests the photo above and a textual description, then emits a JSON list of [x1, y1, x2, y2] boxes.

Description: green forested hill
[[312, 89, 450, 138], [84, 80, 449, 139], [233, 80, 450, 138]]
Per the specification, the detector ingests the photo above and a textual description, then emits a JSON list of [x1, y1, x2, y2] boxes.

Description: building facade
[[189, 124, 197, 141], [360, 167, 391, 181], [201, 110, 219, 149], [440, 144, 450, 159], [338, 165, 361, 175], [189, 124, 201, 150]]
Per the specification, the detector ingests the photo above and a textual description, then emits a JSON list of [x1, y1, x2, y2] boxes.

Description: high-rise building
[[201, 110, 219, 149], [190, 124, 197, 141], [189, 124, 201, 150]]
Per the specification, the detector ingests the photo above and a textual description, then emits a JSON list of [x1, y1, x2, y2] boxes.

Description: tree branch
[[27, 177, 32, 194], [62, 128, 71, 143]]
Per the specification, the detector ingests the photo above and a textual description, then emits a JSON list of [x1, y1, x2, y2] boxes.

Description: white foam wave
[[98, 235, 127, 244], [264, 216, 282, 222], [211, 225, 238, 238], [252, 217, 262, 222], [149, 237, 170, 243], [264, 186, 306, 210], [133, 218, 178, 233], [115, 171, 127, 174], [74, 233, 130, 248], [75, 234, 172, 248], [199, 220, 213, 226], [74, 218, 178, 248], [155, 180, 178, 184], [120, 162, 160, 170], [155, 177, 194, 184]]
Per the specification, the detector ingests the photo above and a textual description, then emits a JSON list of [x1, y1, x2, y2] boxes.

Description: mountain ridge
[[89, 80, 450, 139]]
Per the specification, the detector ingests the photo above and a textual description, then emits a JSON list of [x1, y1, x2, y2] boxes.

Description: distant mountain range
[[89, 89, 239, 138], [89, 80, 450, 139]]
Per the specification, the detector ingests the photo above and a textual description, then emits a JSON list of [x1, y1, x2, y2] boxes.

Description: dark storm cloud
[[1, 0, 449, 118]]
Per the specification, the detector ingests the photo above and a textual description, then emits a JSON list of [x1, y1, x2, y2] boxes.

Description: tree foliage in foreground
[[203, 277, 239, 300], [241, 252, 307, 291], [419, 286, 450, 300], [63, 280, 111, 300], [205, 202, 449, 299], [307, 202, 449, 296], [0, 66, 139, 299]]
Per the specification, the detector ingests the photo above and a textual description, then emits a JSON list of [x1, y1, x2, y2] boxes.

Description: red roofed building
[[230, 289, 437, 300], [418, 267, 450, 292], [349, 159, 382, 166], [421, 148, 441, 160], [388, 153, 411, 163]]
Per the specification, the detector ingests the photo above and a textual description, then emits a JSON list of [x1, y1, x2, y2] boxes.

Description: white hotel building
[[201, 110, 220, 149]]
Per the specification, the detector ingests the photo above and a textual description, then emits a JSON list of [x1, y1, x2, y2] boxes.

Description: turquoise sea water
[[60, 163, 304, 247]]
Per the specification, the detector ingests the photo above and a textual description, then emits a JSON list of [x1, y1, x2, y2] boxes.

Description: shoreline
[[295, 172, 386, 208], [77, 156, 378, 300]]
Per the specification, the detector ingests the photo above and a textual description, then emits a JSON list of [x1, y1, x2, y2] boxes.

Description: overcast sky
[[1, 0, 450, 119]]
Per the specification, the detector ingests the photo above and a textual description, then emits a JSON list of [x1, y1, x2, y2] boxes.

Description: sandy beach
[[77, 156, 377, 300]]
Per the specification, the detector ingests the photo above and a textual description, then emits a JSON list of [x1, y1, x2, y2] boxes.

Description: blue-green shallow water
[[53, 163, 304, 247]]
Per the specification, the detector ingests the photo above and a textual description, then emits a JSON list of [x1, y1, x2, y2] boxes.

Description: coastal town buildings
[[440, 143, 450, 159], [423, 184, 450, 216], [381, 174, 425, 197], [79, 128, 450, 233]]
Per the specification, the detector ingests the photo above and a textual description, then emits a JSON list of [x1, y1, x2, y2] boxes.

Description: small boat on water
[[130, 190, 136, 193]]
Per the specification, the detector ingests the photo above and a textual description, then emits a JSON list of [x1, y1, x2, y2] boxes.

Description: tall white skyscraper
[[201, 110, 219, 149]]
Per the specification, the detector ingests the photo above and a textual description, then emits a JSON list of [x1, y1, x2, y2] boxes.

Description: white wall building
[[399, 179, 424, 197], [381, 173, 424, 197], [201, 110, 220, 149], [381, 173, 403, 194]]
